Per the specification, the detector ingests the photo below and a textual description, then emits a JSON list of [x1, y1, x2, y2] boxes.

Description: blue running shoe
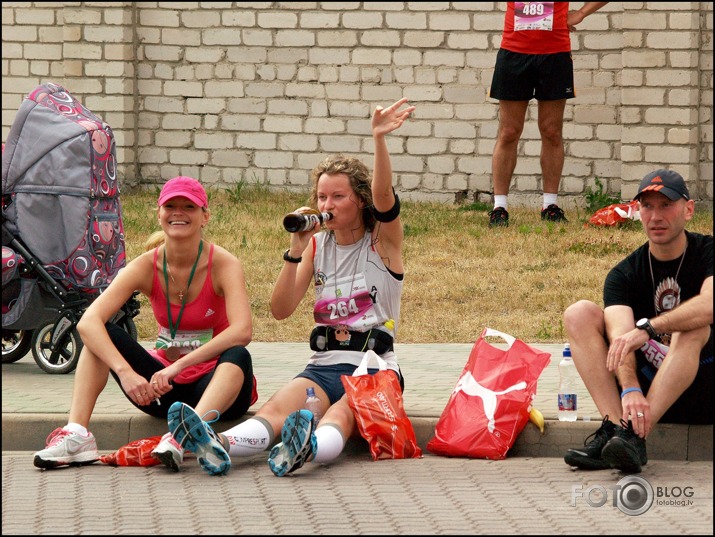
[[167, 402, 230, 476], [268, 409, 317, 477]]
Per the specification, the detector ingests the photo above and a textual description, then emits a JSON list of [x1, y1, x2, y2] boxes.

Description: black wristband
[[372, 190, 401, 223], [283, 248, 302, 263]]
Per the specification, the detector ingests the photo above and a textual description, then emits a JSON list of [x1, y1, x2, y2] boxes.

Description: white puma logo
[[453, 371, 526, 433]]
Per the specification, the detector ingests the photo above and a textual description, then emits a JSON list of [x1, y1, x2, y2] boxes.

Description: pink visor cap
[[158, 176, 208, 208]]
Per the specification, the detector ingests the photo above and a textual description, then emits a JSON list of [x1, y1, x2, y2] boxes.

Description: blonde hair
[[145, 230, 166, 251], [309, 155, 376, 230]]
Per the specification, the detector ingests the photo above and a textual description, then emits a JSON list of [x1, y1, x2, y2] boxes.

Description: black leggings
[[105, 323, 254, 421]]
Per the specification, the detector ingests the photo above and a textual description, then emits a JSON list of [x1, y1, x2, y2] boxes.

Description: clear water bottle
[[305, 387, 323, 426], [283, 210, 332, 233], [558, 343, 578, 421]]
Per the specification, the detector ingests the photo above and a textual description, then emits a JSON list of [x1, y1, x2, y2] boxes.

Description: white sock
[[494, 195, 508, 210], [65, 422, 89, 436], [311, 424, 346, 463], [543, 193, 558, 209], [223, 416, 274, 457]]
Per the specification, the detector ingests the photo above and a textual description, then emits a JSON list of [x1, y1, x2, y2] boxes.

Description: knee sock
[[222, 416, 274, 457], [543, 193, 558, 209], [311, 423, 346, 463], [494, 195, 508, 210]]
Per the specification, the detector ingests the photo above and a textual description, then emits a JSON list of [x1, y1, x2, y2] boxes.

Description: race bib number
[[640, 339, 669, 370], [514, 2, 554, 31], [156, 327, 213, 360], [314, 272, 377, 329]]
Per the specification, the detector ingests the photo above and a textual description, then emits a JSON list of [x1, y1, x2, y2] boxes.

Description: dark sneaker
[[601, 419, 648, 473], [488, 206, 509, 227], [541, 204, 568, 222], [564, 416, 616, 470]]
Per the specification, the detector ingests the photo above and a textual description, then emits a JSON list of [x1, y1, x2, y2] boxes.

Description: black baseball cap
[[634, 169, 690, 201]]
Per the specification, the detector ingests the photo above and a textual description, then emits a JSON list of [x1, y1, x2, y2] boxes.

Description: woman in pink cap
[[33, 176, 256, 475]]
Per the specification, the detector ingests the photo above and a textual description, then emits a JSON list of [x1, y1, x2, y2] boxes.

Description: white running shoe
[[152, 432, 185, 471], [33, 427, 99, 469]]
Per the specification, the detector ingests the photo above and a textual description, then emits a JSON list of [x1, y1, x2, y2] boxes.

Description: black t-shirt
[[604, 231, 713, 327], [602, 231, 713, 424]]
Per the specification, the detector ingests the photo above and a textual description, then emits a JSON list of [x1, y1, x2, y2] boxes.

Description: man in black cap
[[562, 169, 713, 473]]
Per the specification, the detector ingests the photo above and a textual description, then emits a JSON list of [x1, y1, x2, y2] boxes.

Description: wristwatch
[[636, 318, 657, 339]]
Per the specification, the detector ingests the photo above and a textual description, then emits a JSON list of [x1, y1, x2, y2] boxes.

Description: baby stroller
[[2, 82, 139, 374]]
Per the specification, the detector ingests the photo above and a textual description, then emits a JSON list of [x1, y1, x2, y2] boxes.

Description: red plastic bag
[[588, 200, 639, 226], [342, 350, 423, 461], [99, 435, 163, 466], [427, 328, 551, 460]]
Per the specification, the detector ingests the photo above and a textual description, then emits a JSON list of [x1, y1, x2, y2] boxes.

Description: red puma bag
[[427, 328, 551, 460]]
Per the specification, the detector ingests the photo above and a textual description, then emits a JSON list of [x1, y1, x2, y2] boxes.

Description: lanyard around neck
[[163, 240, 203, 339]]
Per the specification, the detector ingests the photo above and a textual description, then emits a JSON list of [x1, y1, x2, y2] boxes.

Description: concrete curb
[[4, 412, 711, 461]]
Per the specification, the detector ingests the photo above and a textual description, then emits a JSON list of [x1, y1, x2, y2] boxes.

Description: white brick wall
[[1, 2, 712, 205]]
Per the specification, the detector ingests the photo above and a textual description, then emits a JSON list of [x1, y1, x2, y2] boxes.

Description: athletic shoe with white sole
[[33, 427, 100, 469], [167, 402, 230, 476], [151, 432, 185, 471], [268, 409, 317, 477]]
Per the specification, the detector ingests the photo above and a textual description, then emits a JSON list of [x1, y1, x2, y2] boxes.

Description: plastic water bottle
[[558, 343, 578, 421], [305, 387, 323, 426]]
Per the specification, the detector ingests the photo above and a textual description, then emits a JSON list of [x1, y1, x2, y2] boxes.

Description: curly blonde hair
[[308, 155, 376, 230]]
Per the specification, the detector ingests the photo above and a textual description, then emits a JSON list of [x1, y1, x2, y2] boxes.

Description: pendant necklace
[[648, 241, 686, 312], [166, 263, 185, 301], [162, 240, 203, 361]]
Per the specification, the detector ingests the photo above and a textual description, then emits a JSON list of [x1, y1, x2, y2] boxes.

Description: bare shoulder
[[209, 243, 244, 271]]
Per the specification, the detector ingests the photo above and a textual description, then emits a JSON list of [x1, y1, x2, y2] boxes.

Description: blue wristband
[[620, 387, 643, 399]]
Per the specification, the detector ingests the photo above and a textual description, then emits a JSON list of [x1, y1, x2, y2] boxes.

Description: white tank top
[[310, 231, 403, 371]]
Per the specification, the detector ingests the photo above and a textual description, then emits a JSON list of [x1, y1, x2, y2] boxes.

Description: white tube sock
[[311, 424, 346, 463], [222, 417, 274, 457]]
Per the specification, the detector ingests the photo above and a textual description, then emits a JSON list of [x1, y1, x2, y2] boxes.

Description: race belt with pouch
[[309, 326, 394, 355]]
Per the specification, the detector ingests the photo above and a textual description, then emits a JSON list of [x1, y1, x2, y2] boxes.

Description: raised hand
[[372, 97, 415, 138]]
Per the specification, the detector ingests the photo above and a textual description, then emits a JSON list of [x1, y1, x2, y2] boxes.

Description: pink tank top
[[148, 243, 228, 383]]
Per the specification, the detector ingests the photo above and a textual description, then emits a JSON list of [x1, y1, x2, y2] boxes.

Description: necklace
[[648, 242, 686, 311], [166, 263, 185, 301], [163, 240, 203, 347]]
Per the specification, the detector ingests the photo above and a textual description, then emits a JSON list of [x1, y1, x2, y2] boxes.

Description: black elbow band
[[372, 192, 401, 223]]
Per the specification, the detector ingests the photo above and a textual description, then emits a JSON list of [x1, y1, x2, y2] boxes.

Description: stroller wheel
[[31, 321, 83, 374], [2, 329, 33, 364]]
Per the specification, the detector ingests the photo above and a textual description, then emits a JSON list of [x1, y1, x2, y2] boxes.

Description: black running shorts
[[489, 48, 575, 101]]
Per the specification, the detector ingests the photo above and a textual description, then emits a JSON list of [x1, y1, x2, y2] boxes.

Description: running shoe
[[564, 416, 616, 470], [488, 206, 509, 227], [151, 431, 185, 472], [167, 402, 230, 476], [268, 410, 317, 477], [601, 419, 648, 473], [541, 204, 568, 222], [33, 427, 100, 469]]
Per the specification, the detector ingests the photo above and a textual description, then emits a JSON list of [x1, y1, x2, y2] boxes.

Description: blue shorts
[[296, 363, 404, 405]]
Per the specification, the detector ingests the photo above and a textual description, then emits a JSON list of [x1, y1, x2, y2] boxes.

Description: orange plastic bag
[[99, 435, 163, 466], [588, 200, 639, 226], [341, 350, 423, 461]]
